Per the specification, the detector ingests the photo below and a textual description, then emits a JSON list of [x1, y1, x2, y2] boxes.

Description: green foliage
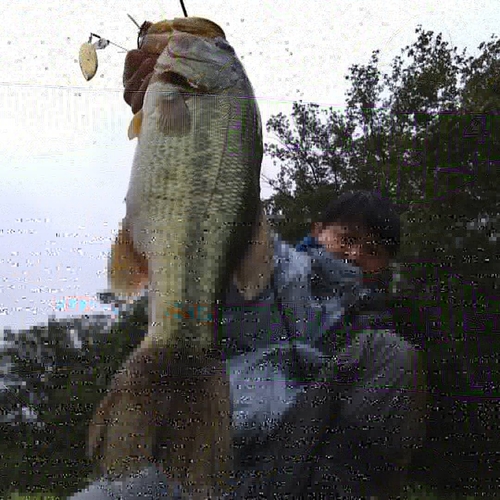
[[0, 301, 147, 498], [1, 25, 499, 500], [3, 483, 481, 499], [7, 494, 61, 500], [264, 25, 499, 498]]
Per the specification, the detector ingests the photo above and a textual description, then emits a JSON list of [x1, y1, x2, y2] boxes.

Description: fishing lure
[[79, 1, 189, 81], [78, 33, 127, 81], [78, 35, 99, 81]]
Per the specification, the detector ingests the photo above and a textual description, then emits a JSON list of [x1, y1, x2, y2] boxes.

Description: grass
[[7, 495, 61, 500], [403, 484, 478, 500], [6, 484, 481, 500]]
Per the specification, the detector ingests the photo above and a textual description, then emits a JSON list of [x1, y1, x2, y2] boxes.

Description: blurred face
[[312, 220, 390, 275]]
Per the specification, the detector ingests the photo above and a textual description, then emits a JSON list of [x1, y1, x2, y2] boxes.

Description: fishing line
[[127, 14, 141, 29], [127, 14, 151, 50], [180, 0, 188, 17]]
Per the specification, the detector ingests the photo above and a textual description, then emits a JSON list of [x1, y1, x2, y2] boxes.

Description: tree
[[1, 25, 499, 499], [0, 303, 147, 498], [263, 25, 499, 497]]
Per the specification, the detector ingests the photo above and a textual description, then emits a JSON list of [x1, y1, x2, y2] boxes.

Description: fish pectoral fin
[[127, 110, 143, 140], [108, 225, 149, 296], [156, 90, 191, 136]]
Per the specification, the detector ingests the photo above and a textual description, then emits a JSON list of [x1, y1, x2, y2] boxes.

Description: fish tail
[[155, 355, 234, 497]]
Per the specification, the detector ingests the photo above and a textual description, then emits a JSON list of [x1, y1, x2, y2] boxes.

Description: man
[[71, 48, 426, 500]]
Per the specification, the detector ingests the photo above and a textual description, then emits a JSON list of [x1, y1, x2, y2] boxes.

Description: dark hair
[[319, 190, 401, 258]]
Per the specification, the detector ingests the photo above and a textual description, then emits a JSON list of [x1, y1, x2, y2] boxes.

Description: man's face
[[312, 220, 390, 275]]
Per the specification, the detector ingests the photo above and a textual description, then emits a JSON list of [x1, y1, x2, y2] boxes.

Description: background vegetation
[[1, 26, 498, 499], [261, 25, 499, 499]]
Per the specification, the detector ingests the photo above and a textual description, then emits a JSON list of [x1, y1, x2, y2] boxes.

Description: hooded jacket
[[225, 232, 383, 447]]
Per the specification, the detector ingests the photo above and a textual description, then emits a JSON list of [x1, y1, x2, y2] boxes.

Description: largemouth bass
[[88, 17, 263, 498]]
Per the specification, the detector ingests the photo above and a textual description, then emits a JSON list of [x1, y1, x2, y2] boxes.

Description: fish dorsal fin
[[127, 110, 143, 140]]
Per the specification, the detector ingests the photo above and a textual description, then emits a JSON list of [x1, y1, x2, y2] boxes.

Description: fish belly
[[125, 91, 260, 354]]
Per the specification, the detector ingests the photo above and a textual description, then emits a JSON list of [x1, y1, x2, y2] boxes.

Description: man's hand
[[123, 49, 158, 113]]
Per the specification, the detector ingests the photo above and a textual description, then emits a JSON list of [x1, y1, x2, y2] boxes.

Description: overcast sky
[[0, 0, 497, 333]]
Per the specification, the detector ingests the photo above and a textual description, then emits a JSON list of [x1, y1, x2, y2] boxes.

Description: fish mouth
[[158, 70, 209, 93]]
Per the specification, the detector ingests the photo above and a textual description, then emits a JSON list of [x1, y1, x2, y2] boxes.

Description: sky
[[1, 0, 498, 333]]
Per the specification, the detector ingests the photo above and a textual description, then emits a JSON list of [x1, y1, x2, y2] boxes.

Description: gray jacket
[[223, 232, 365, 447], [72, 234, 421, 499]]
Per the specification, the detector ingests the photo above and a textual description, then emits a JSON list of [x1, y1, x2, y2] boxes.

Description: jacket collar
[[295, 234, 322, 253]]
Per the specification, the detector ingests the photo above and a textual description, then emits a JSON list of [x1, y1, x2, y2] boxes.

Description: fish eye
[[214, 37, 235, 53]]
